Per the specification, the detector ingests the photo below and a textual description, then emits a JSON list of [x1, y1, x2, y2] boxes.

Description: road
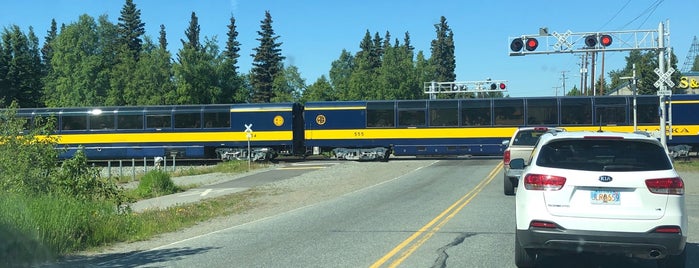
[[86, 158, 699, 267]]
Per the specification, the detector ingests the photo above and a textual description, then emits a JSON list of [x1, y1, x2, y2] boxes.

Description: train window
[[146, 114, 171, 129], [636, 96, 660, 124], [526, 98, 558, 125], [61, 115, 87, 130], [429, 100, 458, 127], [367, 102, 395, 128], [203, 112, 230, 128], [594, 97, 627, 125], [461, 99, 491, 126], [398, 101, 426, 127], [175, 112, 201, 129], [117, 114, 144, 130], [494, 99, 524, 126], [398, 110, 426, 127], [89, 111, 115, 130], [561, 97, 592, 125]]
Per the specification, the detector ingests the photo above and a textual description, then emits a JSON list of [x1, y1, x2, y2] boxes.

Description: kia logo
[[599, 175, 613, 182]]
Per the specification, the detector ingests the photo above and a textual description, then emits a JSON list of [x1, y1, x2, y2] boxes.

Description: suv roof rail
[[633, 130, 651, 137]]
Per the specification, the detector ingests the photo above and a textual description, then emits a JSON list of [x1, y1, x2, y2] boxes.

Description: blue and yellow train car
[[16, 102, 305, 161], [303, 100, 512, 160], [304, 95, 699, 160]]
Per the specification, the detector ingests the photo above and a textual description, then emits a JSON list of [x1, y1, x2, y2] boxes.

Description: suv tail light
[[530, 220, 559, 229], [645, 177, 684, 195], [651, 226, 682, 234], [523, 174, 566, 191], [503, 149, 511, 165]]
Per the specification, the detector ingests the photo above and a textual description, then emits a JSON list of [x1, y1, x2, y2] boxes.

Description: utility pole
[[561, 71, 568, 96]]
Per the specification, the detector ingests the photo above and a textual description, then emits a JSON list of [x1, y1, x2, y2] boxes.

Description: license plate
[[590, 190, 620, 205]]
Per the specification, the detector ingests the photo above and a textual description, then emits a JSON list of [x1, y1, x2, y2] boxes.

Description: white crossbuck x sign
[[552, 30, 572, 51], [654, 67, 675, 88]]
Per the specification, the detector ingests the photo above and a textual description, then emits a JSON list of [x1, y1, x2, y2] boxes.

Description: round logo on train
[[273, 115, 284, 127], [315, 114, 326, 125]]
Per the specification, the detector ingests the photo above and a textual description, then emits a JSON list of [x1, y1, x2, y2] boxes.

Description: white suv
[[512, 131, 687, 267]]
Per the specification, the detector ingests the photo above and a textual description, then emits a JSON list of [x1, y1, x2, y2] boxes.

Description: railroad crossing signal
[[508, 28, 661, 56]]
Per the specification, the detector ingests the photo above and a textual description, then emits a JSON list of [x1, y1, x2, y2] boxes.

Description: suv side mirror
[[509, 158, 525, 169]]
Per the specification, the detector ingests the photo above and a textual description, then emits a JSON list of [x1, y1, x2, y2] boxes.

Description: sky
[[1, 0, 697, 98]]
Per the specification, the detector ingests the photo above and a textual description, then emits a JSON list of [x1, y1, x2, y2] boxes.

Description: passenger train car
[[16, 103, 304, 161], [12, 94, 699, 161]]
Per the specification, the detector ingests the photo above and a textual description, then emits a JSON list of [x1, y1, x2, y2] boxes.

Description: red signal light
[[600, 34, 613, 47], [499, 83, 506, 90], [525, 38, 538, 51]]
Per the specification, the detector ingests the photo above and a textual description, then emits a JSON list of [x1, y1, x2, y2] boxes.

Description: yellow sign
[[273, 115, 284, 127], [679, 76, 699, 89], [315, 114, 327, 125]]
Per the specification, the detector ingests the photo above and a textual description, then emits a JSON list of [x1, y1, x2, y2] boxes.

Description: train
[[13, 94, 699, 161]]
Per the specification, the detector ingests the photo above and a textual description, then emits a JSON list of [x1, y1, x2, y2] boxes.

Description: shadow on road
[[48, 246, 218, 268]]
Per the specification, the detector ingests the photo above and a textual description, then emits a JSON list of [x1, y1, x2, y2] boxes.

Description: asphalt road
[[76, 158, 699, 267]]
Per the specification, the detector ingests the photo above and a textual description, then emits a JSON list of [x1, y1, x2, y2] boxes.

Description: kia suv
[[512, 131, 687, 267], [503, 127, 564, 195]]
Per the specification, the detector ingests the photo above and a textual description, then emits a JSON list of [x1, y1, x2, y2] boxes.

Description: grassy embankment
[[0, 160, 269, 266]]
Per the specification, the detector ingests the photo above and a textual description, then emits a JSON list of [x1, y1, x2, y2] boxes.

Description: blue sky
[[1, 0, 697, 97]]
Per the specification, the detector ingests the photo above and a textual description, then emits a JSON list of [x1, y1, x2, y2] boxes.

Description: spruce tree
[[117, 0, 145, 60], [41, 19, 57, 73], [181, 12, 200, 51], [221, 14, 243, 103], [250, 11, 284, 103], [430, 16, 456, 83], [158, 24, 167, 50]]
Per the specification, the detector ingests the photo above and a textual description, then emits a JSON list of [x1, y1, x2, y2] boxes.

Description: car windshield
[[536, 139, 672, 171], [512, 131, 547, 146]]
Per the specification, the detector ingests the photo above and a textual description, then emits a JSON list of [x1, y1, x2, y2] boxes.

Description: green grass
[[0, 160, 272, 266]]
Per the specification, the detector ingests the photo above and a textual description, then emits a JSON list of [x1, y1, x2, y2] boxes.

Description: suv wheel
[[504, 175, 515, 195], [515, 234, 536, 267], [657, 248, 686, 268]]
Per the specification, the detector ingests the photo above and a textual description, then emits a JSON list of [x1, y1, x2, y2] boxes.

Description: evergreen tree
[[181, 12, 200, 51], [250, 11, 285, 103], [430, 16, 456, 83], [0, 26, 44, 108], [220, 14, 243, 103], [173, 12, 210, 104], [117, 0, 145, 60], [158, 24, 167, 50], [41, 19, 57, 74]]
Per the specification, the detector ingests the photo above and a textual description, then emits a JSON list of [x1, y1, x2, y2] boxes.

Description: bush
[[136, 170, 180, 198]]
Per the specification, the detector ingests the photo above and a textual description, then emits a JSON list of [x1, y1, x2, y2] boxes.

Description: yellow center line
[[370, 161, 503, 268]]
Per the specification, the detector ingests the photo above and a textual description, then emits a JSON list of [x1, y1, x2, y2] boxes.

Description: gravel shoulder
[[71, 158, 440, 260]]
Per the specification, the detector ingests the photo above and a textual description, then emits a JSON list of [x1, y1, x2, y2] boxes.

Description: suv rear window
[[536, 139, 672, 171], [512, 130, 547, 146]]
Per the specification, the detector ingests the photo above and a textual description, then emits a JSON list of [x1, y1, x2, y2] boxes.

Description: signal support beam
[[508, 28, 663, 56], [424, 80, 507, 99]]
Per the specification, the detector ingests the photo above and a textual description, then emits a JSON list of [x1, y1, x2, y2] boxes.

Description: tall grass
[[0, 193, 136, 266]]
